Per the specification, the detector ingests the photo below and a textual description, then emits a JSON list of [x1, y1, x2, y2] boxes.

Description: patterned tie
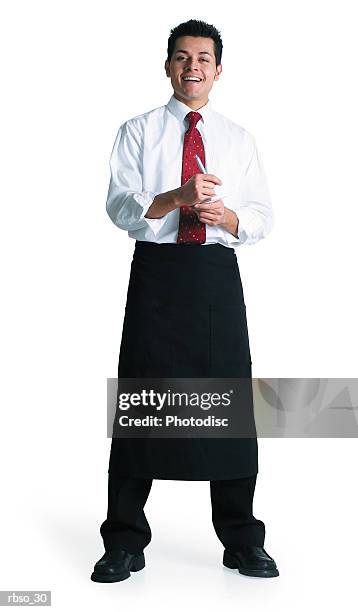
[[176, 111, 206, 244]]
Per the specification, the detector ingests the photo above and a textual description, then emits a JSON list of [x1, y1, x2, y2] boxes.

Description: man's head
[[165, 19, 223, 109]]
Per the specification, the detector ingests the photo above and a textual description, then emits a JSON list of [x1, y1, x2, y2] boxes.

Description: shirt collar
[[166, 94, 212, 125]]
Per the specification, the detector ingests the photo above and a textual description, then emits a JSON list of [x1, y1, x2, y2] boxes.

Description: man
[[92, 19, 279, 582]]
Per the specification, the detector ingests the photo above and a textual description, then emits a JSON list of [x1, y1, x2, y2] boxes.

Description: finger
[[195, 203, 222, 211], [202, 180, 221, 190], [199, 210, 218, 217], [201, 187, 216, 194], [202, 174, 222, 186], [199, 213, 220, 223]]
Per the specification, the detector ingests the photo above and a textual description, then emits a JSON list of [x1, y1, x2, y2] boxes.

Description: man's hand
[[194, 200, 239, 238], [193, 199, 226, 225], [175, 173, 222, 208]]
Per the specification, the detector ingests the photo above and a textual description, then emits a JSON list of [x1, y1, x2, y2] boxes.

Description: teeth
[[183, 77, 201, 81]]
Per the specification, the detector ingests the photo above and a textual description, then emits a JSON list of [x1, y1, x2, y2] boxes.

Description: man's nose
[[185, 63, 200, 71]]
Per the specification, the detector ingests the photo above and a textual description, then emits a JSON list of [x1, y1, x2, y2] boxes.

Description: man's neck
[[173, 92, 208, 111]]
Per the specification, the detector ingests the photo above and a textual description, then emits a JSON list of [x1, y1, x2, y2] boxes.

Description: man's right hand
[[145, 174, 223, 220], [174, 173, 222, 208]]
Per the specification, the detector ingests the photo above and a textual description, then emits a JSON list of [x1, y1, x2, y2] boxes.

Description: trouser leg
[[210, 474, 266, 550], [100, 475, 153, 554]]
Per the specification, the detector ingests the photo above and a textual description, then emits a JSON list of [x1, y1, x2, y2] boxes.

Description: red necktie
[[176, 111, 206, 244]]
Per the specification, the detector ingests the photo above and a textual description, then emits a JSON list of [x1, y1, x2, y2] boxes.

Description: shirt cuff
[[134, 192, 168, 238], [233, 207, 259, 245], [223, 226, 241, 246], [221, 209, 241, 247]]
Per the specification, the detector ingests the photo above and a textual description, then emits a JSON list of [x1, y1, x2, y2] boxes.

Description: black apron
[[108, 240, 258, 480]]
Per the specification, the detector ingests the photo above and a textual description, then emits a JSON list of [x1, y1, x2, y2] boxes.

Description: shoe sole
[[91, 553, 145, 583], [223, 550, 279, 578]]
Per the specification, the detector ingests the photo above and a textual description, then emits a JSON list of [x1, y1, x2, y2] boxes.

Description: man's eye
[[176, 56, 209, 62]]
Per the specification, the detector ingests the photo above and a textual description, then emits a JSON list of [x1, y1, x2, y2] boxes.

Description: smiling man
[[92, 19, 278, 583]]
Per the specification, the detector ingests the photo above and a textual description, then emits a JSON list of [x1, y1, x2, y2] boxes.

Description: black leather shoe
[[223, 546, 279, 578], [91, 549, 145, 583]]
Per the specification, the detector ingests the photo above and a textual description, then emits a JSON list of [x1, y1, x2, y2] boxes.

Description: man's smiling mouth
[[182, 76, 202, 82]]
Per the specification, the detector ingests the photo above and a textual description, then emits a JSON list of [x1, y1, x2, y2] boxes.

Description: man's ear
[[165, 60, 170, 77], [214, 64, 222, 81]]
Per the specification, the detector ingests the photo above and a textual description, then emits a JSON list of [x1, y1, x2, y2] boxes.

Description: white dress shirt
[[106, 94, 274, 247]]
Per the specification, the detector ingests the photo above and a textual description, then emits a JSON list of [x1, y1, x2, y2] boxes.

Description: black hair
[[167, 19, 223, 67]]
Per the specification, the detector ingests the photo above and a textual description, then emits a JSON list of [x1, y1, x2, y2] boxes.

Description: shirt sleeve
[[106, 120, 167, 237], [225, 135, 274, 246]]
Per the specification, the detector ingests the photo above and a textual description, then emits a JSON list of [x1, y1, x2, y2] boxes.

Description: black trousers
[[100, 475, 265, 554]]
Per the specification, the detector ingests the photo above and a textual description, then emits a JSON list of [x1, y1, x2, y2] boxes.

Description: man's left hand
[[194, 200, 239, 238], [193, 199, 226, 225]]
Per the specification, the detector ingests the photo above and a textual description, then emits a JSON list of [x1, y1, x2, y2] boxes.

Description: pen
[[195, 154, 207, 174], [195, 154, 216, 204]]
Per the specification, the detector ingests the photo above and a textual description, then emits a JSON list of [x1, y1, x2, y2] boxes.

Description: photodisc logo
[[117, 388, 234, 411]]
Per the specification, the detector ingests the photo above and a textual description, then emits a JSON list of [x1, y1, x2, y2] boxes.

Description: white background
[[1, 0, 358, 609]]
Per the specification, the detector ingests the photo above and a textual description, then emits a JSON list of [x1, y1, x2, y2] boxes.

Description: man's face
[[165, 36, 222, 108]]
